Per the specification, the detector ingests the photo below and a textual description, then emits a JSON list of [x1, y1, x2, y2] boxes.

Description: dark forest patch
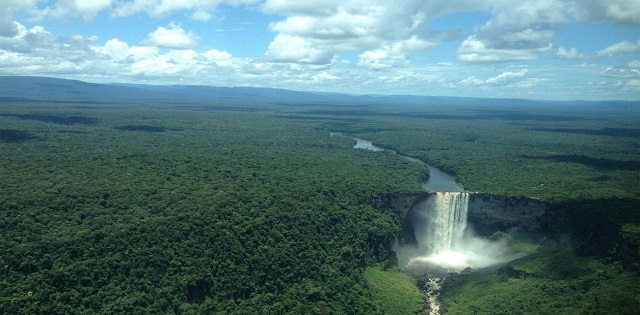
[[0, 97, 106, 105], [114, 125, 180, 132], [525, 154, 640, 171], [0, 97, 35, 103], [170, 105, 265, 112], [0, 129, 35, 143], [299, 109, 475, 120], [275, 115, 366, 123], [467, 109, 586, 122], [73, 105, 117, 109], [0, 114, 98, 125], [475, 112, 584, 122], [275, 115, 346, 121], [57, 130, 89, 134], [350, 127, 393, 133], [273, 102, 375, 108], [530, 127, 640, 138], [298, 109, 585, 122]]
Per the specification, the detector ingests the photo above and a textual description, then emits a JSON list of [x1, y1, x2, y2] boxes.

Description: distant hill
[[0, 76, 338, 104], [0, 76, 165, 99], [1, 76, 638, 109]]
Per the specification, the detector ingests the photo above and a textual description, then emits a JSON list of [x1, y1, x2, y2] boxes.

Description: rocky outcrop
[[371, 193, 549, 231], [368, 193, 426, 217], [370, 192, 550, 258], [468, 193, 548, 234], [368, 194, 427, 259]]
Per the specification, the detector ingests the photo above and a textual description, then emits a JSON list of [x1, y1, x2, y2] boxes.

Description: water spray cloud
[[399, 192, 521, 273]]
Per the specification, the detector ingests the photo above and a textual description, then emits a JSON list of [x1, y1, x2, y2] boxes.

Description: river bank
[[340, 133, 548, 315]]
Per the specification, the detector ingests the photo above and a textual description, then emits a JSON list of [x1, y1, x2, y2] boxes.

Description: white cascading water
[[427, 192, 469, 253], [408, 191, 512, 271]]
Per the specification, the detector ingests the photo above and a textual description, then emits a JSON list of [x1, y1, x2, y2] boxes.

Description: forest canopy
[[1, 95, 638, 314]]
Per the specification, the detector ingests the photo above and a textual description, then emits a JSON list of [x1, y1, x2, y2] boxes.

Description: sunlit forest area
[[1, 92, 638, 314]]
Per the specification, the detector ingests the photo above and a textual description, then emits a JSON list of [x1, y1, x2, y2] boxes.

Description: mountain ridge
[[1, 76, 638, 108]]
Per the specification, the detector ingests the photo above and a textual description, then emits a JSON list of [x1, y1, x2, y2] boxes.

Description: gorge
[[345, 135, 577, 314], [346, 136, 533, 315], [345, 135, 544, 272]]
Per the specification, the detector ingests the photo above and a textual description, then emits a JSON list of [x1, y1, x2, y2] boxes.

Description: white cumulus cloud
[[312, 71, 339, 81], [142, 23, 200, 49], [263, 0, 439, 65], [578, 0, 640, 26], [358, 49, 399, 69], [192, 10, 213, 21], [456, 0, 574, 63], [262, 0, 637, 65], [0, 0, 40, 36], [604, 0, 640, 26], [357, 38, 433, 69], [458, 36, 550, 62], [557, 47, 588, 59], [112, 0, 261, 18], [457, 68, 530, 87], [596, 40, 640, 57], [486, 69, 528, 84], [459, 76, 484, 86], [93, 38, 131, 61], [627, 79, 640, 87], [0, 21, 247, 84], [0, 0, 639, 99], [265, 34, 336, 65], [51, 0, 114, 20], [202, 49, 235, 67]]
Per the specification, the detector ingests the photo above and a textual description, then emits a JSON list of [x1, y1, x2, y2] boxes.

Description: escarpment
[[372, 193, 549, 235]]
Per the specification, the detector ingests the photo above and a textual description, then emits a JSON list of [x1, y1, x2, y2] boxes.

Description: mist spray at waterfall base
[[399, 192, 519, 274]]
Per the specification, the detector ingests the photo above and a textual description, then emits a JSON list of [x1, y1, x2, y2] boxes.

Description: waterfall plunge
[[427, 192, 469, 254], [406, 191, 512, 272], [406, 192, 478, 271]]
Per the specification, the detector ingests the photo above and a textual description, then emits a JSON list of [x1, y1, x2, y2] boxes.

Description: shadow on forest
[[0, 113, 98, 125], [545, 197, 640, 269], [114, 125, 176, 132], [275, 115, 367, 123], [529, 127, 640, 138], [0, 129, 35, 143], [0, 96, 107, 105], [294, 109, 585, 122], [57, 130, 89, 134], [468, 109, 586, 122], [525, 154, 640, 171], [498, 251, 586, 280], [170, 105, 265, 112]]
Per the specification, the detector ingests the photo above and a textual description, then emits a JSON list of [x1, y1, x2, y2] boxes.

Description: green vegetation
[[317, 105, 640, 202], [0, 100, 426, 314], [1, 95, 638, 314], [441, 250, 640, 315], [488, 231, 540, 257], [314, 103, 639, 315], [363, 266, 424, 315]]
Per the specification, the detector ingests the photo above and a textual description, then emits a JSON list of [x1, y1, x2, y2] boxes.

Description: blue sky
[[1, 0, 639, 100]]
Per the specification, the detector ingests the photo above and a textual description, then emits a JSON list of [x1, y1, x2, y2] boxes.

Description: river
[[345, 135, 463, 192], [333, 133, 461, 314]]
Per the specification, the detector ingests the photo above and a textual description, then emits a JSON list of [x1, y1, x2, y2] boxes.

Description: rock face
[[369, 194, 426, 217], [371, 193, 548, 233], [370, 192, 549, 260], [467, 193, 548, 234], [369, 194, 428, 251]]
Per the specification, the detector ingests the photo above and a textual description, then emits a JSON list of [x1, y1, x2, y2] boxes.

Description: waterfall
[[426, 192, 469, 254]]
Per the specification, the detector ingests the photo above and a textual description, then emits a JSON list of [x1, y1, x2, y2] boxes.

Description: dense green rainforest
[[1, 96, 639, 314]]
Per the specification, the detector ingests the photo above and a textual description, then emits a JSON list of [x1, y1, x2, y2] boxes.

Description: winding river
[[334, 133, 463, 192], [332, 133, 463, 314], [334, 133, 466, 314]]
